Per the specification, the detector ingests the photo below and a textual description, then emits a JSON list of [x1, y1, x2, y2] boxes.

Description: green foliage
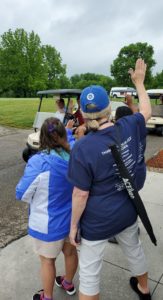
[[42, 45, 68, 89], [70, 73, 115, 91], [152, 71, 163, 88], [0, 31, 160, 97], [0, 29, 68, 97], [111, 42, 156, 87], [59, 75, 71, 88], [0, 29, 47, 96]]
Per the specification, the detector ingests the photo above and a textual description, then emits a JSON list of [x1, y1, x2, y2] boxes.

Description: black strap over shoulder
[[110, 125, 157, 246]]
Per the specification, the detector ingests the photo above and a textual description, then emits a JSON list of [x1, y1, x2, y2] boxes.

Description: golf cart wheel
[[157, 126, 163, 136], [22, 147, 31, 162]]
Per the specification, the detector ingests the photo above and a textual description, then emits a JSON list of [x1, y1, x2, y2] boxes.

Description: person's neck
[[98, 118, 113, 130], [58, 108, 65, 113]]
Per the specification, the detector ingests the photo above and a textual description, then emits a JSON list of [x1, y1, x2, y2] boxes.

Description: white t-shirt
[[54, 111, 65, 123]]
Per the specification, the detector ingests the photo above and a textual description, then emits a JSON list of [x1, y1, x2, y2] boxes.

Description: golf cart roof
[[37, 89, 81, 97]]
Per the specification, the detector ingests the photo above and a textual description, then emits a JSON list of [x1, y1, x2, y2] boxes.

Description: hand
[[69, 225, 79, 247], [74, 125, 86, 139], [68, 99, 74, 113], [128, 58, 147, 86], [66, 119, 74, 129], [124, 94, 133, 106], [124, 94, 138, 113]]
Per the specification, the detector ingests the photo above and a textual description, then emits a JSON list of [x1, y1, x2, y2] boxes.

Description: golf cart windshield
[[33, 89, 82, 129]]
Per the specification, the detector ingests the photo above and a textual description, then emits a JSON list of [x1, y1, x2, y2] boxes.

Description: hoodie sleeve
[[15, 155, 41, 203], [66, 128, 76, 149]]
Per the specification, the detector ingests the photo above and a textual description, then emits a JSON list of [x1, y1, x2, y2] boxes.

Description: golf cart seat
[[151, 105, 163, 117], [33, 112, 56, 129]]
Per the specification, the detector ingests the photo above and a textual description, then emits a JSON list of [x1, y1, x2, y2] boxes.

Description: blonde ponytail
[[86, 119, 100, 131], [82, 104, 111, 131]]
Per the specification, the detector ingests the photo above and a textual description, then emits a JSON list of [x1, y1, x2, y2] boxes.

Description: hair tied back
[[48, 123, 57, 133]]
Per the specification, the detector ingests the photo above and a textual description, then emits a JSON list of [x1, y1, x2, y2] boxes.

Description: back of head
[[40, 117, 70, 153], [80, 85, 110, 130], [56, 98, 65, 104], [115, 106, 133, 121], [56, 98, 65, 110]]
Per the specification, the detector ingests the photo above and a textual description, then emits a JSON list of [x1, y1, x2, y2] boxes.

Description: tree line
[[0, 29, 163, 97]]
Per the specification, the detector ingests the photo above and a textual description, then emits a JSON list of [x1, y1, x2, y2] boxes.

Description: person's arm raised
[[128, 58, 151, 122]]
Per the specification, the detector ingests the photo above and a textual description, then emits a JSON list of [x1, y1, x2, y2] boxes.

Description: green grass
[[0, 98, 56, 128], [0, 97, 161, 129], [110, 97, 159, 105]]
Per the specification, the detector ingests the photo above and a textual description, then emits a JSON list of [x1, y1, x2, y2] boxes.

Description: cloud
[[0, 0, 163, 76]]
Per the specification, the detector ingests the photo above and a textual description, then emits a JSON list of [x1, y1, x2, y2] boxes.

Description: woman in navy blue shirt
[[68, 59, 152, 300]]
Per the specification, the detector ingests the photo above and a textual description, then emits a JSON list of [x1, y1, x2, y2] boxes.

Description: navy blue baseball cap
[[80, 85, 110, 113]]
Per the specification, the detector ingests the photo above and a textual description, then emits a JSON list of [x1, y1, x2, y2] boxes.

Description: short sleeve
[[117, 112, 147, 139], [68, 142, 93, 191], [132, 112, 147, 139]]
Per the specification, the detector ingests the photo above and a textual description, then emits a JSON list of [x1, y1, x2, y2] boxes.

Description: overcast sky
[[0, 0, 163, 77]]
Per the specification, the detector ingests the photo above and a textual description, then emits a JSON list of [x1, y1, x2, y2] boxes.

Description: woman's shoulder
[[74, 133, 93, 147], [116, 112, 146, 139], [28, 151, 53, 169], [117, 112, 145, 126], [72, 132, 101, 157]]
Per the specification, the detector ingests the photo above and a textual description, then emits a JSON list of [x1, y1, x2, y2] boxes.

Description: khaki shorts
[[79, 221, 147, 296], [32, 237, 69, 258]]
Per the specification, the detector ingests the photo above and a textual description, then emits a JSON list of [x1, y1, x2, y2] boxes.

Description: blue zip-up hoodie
[[16, 131, 75, 242]]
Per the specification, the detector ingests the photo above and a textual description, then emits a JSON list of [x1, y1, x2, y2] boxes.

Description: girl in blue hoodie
[[16, 117, 78, 300]]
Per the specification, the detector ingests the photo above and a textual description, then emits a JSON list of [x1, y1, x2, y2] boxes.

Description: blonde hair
[[82, 104, 111, 131]]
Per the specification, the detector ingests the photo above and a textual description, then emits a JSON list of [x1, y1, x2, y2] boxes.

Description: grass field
[[0, 97, 160, 129], [0, 98, 56, 128]]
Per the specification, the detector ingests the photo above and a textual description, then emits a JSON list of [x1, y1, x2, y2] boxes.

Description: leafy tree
[[110, 42, 156, 87], [0, 29, 68, 97], [0, 29, 47, 96], [59, 75, 71, 88], [42, 45, 68, 89], [70, 74, 82, 87], [152, 71, 163, 88], [70, 73, 115, 91]]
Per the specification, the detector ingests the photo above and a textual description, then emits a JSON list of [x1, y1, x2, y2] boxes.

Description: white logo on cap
[[87, 93, 94, 101]]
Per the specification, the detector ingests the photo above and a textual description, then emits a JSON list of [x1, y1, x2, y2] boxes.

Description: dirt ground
[[146, 149, 163, 171]]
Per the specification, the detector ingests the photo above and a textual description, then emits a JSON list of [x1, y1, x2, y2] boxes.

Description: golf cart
[[145, 90, 163, 135], [146, 105, 163, 136], [109, 99, 163, 135], [147, 89, 163, 104], [22, 88, 163, 162], [22, 89, 81, 162], [22, 89, 127, 162]]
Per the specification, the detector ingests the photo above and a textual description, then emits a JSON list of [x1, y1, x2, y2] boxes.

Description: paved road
[[0, 127, 32, 247], [0, 126, 162, 248], [146, 134, 163, 160]]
